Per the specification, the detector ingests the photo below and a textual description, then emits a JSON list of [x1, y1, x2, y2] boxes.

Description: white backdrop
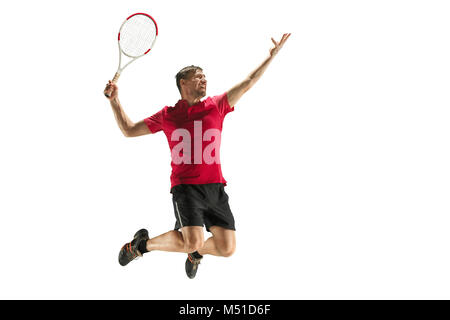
[[0, 0, 449, 299]]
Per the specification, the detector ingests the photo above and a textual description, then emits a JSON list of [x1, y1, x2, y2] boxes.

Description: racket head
[[118, 13, 158, 58]]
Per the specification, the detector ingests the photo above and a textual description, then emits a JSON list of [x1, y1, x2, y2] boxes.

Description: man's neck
[[181, 94, 202, 106]]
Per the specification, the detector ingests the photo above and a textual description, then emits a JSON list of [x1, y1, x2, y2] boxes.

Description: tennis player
[[104, 33, 290, 279]]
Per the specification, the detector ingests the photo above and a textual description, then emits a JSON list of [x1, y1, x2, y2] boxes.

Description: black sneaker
[[185, 252, 203, 279], [118, 229, 149, 266]]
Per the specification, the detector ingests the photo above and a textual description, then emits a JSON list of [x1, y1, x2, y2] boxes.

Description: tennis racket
[[104, 13, 158, 97]]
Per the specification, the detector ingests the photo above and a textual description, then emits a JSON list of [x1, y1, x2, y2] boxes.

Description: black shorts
[[170, 183, 236, 232]]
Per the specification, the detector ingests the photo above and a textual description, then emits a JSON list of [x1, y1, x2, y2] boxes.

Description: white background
[[0, 0, 449, 299]]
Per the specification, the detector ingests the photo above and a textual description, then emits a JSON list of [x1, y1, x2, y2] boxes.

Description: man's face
[[183, 69, 207, 98]]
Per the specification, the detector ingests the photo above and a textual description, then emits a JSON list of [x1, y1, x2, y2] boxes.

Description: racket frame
[[107, 13, 158, 92]]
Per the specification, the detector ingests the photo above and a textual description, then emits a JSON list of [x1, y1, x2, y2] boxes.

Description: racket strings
[[120, 15, 157, 57]]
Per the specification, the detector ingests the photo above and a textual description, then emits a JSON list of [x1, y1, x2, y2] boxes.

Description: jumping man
[[104, 33, 290, 279]]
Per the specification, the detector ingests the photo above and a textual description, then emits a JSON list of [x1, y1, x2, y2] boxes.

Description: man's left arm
[[227, 33, 291, 107]]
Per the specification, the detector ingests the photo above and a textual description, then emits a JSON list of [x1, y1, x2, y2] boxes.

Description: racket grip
[[112, 72, 121, 83], [104, 72, 121, 98]]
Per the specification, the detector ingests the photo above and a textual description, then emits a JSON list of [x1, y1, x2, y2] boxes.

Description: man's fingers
[[104, 80, 118, 98], [105, 82, 117, 89], [280, 33, 290, 45], [272, 33, 291, 49], [276, 33, 290, 49]]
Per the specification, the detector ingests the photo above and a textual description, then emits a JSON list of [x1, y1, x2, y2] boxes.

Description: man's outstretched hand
[[270, 33, 291, 57]]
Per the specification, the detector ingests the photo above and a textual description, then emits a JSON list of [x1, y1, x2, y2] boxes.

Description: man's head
[[175, 65, 207, 99]]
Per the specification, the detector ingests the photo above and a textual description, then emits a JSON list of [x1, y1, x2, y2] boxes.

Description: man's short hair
[[175, 65, 203, 93]]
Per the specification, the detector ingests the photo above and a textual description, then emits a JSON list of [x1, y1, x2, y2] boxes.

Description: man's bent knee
[[183, 235, 204, 253], [219, 244, 236, 257], [181, 226, 204, 253], [184, 240, 204, 253]]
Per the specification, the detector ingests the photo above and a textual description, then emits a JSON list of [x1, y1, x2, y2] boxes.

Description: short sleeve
[[144, 109, 163, 133], [212, 92, 234, 118]]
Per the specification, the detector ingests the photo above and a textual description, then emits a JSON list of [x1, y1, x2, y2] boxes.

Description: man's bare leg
[[139, 226, 234, 257], [145, 226, 204, 253], [197, 226, 236, 257], [183, 226, 236, 278]]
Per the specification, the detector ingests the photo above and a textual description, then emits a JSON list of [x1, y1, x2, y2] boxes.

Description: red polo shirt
[[144, 92, 234, 189]]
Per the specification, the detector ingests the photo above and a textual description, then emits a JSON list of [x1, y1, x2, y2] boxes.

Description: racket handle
[[104, 72, 121, 98]]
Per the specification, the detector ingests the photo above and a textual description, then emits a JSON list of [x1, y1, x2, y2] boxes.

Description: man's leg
[[118, 226, 205, 266], [197, 226, 236, 257], [183, 226, 235, 278], [140, 226, 236, 256], [145, 226, 204, 253]]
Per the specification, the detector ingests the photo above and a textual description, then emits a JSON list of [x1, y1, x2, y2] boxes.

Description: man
[[104, 33, 290, 279]]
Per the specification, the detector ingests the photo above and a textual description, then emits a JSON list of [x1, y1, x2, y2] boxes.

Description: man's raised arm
[[227, 33, 291, 107], [104, 81, 152, 137]]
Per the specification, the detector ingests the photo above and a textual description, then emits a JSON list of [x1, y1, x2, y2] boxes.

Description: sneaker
[[118, 229, 149, 266], [185, 252, 203, 279]]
